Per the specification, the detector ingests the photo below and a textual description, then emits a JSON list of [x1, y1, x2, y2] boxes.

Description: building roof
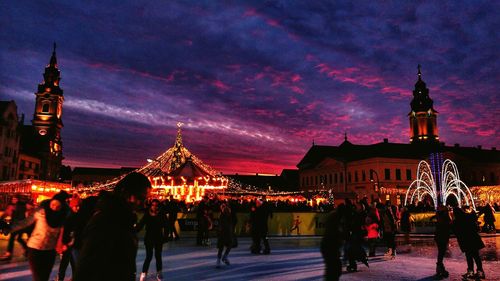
[[297, 140, 500, 170]]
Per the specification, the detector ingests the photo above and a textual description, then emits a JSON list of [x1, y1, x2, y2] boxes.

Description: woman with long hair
[[136, 199, 168, 281], [216, 202, 234, 268], [10, 192, 69, 281]]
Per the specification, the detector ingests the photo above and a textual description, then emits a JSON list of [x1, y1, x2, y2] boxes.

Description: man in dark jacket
[[74, 172, 151, 281], [249, 198, 272, 254], [321, 204, 346, 281]]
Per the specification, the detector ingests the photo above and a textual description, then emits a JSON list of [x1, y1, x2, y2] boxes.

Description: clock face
[[39, 129, 47, 136]]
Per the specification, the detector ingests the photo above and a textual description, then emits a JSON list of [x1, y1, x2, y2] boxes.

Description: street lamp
[[369, 169, 379, 192]]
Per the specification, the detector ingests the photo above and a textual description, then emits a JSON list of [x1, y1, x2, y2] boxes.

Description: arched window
[[42, 103, 50, 113]]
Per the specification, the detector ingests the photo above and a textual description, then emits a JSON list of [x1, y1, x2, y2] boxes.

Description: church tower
[[409, 65, 439, 144], [32, 43, 64, 180]]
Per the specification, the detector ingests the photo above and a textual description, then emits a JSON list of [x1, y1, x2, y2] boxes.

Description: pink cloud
[[212, 79, 230, 92], [290, 86, 304, 95], [291, 74, 302, 83], [342, 93, 356, 103], [242, 8, 257, 17], [315, 62, 408, 99]]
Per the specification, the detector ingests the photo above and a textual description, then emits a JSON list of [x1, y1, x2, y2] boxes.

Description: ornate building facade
[[297, 67, 499, 204], [0, 101, 20, 181]]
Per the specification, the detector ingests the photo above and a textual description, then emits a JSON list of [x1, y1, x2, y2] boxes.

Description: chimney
[[383, 138, 388, 143], [454, 143, 460, 148]]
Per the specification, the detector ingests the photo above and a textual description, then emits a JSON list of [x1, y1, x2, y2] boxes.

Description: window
[[315, 176, 318, 185], [406, 169, 412, 181], [355, 171, 358, 182], [334, 173, 338, 183], [329, 174, 333, 184], [384, 169, 391, 180], [348, 172, 352, 183], [396, 169, 401, 180], [362, 170, 366, 182], [340, 173, 344, 183], [490, 172, 495, 183], [42, 103, 50, 113]]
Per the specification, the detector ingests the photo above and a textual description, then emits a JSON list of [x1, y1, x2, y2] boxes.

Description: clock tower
[[32, 43, 64, 180], [409, 65, 439, 144]]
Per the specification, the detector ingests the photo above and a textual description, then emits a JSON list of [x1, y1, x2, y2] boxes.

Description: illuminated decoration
[[0, 179, 71, 203], [90, 123, 227, 201], [471, 185, 500, 205], [404, 157, 476, 211], [86, 123, 309, 201]]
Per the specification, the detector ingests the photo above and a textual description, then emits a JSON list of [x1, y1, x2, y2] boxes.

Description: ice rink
[[1, 235, 499, 281]]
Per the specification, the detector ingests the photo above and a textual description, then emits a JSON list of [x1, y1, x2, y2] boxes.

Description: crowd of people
[[320, 197, 492, 281], [0, 183, 496, 281]]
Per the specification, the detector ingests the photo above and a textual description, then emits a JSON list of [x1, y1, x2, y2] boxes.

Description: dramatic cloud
[[1, 1, 498, 174]]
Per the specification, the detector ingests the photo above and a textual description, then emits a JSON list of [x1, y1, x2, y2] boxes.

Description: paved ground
[[0, 235, 499, 281]]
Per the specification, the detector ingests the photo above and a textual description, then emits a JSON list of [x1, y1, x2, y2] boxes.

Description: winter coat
[[434, 208, 451, 243], [11, 200, 67, 251], [365, 221, 379, 239], [400, 211, 412, 233], [217, 211, 234, 248], [320, 208, 344, 258], [453, 208, 485, 253], [382, 208, 397, 233], [136, 209, 167, 245], [250, 203, 272, 235], [74, 193, 138, 281]]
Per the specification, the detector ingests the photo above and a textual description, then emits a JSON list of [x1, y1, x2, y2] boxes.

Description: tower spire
[[344, 131, 347, 142], [50, 42, 57, 67], [417, 64, 422, 81]]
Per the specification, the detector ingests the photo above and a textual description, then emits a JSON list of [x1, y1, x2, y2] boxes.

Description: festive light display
[[82, 123, 327, 202], [0, 179, 71, 203]]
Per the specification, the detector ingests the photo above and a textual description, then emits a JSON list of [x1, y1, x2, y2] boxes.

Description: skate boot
[[346, 264, 358, 272], [156, 271, 163, 281], [433, 263, 449, 279], [222, 255, 230, 265], [476, 270, 485, 279], [139, 272, 147, 281], [361, 257, 369, 268], [462, 270, 475, 280]]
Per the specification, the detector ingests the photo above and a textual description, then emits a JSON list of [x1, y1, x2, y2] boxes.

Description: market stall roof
[[169, 156, 212, 179], [91, 123, 221, 190]]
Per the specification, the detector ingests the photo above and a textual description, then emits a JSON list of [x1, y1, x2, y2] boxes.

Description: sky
[[1, 1, 499, 174]]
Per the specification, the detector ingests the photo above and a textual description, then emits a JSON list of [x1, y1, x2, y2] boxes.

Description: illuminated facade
[[409, 65, 439, 143], [31, 43, 64, 180], [297, 67, 499, 204]]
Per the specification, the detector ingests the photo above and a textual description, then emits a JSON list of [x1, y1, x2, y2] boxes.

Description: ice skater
[[216, 203, 235, 268]]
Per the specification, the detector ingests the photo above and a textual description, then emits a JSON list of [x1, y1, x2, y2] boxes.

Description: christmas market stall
[[0, 179, 71, 208]]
